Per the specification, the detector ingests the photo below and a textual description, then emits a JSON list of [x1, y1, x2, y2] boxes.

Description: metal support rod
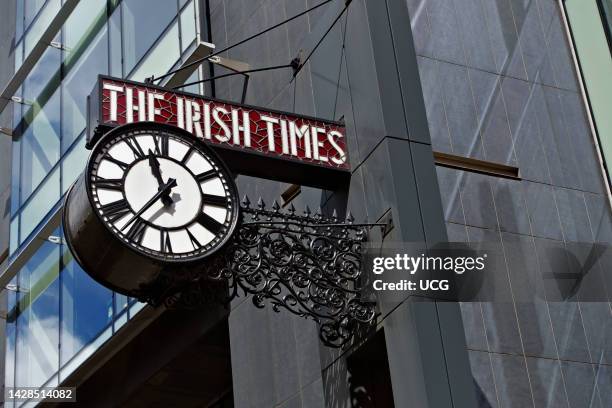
[[152, 0, 333, 84], [173, 64, 293, 89]]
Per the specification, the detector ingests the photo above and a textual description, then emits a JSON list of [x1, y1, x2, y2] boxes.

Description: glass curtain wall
[[3, 229, 144, 408], [5, 1, 200, 404], [9, 0, 199, 255]]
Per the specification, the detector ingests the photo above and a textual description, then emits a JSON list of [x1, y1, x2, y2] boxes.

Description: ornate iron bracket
[[151, 197, 378, 348]]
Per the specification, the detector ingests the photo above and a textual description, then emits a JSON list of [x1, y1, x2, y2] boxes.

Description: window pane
[[61, 134, 88, 195], [24, 0, 61, 56], [182, 69, 200, 95], [10, 218, 19, 255], [20, 88, 61, 203], [24, 0, 48, 28], [11, 140, 20, 215], [62, 29, 108, 153], [23, 45, 60, 104], [60, 242, 113, 366], [180, 0, 197, 52], [63, 0, 107, 59], [15, 241, 60, 388], [4, 279, 18, 408], [122, 0, 177, 74], [130, 21, 180, 82], [16, 1, 24, 41], [20, 166, 60, 241], [109, 5, 122, 77], [14, 41, 23, 72]]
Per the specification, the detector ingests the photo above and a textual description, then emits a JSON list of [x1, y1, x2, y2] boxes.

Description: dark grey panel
[[343, 0, 386, 161], [417, 56, 452, 153], [490, 353, 534, 407], [438, 61, 482, 158], [410, 142, 447, 242], [469, 67, 516, 165], [526, 357, 569, 408], [542, 85, 582, 190], [460, 302, 487, 351], [561, 361, 600, 408], [405, 0, 434, 58], [309, 17, 344, 120], [515, 0, 556, 85], [492, 178, 531, 235], [523, 181, 563, 240], [386, 0, 432, 145], [461, 172, 498, 231], [554, 187, 591, 242], [544, 6, 579, 92], [503, 232, 558, 358], [362, 0, 409, 140], [468, 350, 499, 408], [481, 0, 527, 80], [436, 166, 465, 224], [583, 192, 612, 244], [426, 0, 466, 65], [454, 0, 497, 73]]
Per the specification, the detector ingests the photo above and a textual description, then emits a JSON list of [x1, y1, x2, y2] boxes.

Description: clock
[[63, 122, 239, 298]]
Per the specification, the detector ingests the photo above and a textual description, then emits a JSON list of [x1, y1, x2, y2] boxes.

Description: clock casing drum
[[63, 122, 239, 299]]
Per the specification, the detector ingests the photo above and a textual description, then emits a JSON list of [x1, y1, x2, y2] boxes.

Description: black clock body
[[63, 122, 239, 298]]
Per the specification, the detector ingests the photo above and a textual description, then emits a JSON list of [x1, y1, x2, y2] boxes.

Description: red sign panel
[[91, 77, 349, 173]]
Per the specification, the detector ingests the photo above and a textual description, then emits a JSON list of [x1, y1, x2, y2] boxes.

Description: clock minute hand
[[122, 178, 177, 232], [148, 150, 173, 206]]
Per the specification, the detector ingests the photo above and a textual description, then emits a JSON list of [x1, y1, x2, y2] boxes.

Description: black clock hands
[[148, 149, 173, 206], [122, 178, 177, 231]]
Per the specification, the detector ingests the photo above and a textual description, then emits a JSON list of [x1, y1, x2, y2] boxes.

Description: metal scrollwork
[[149, 197, 378, 348]]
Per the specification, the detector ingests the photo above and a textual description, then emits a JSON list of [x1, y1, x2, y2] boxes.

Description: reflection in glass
[[109, 5, 123, 77], [20, 166, 60, 241], [10, 218, 19, 255], [11, 139, 21, 216], [130, 21, 180, 82], [60, 240, 113, 365], [15, 240, 60, 388], [24, 0, 48, 29], [63, 0, 107, 54], [180, 0, 197, 53], [62, 29, 108, 153], [24, 0, 61, 56], [23, 45, 60, 104], [20, 88, 61, 203], [61, 134, 88, 195], [122, 0, 178, 74]]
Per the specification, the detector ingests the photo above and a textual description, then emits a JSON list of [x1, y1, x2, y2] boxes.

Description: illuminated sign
[[88, 76, 350, 188]]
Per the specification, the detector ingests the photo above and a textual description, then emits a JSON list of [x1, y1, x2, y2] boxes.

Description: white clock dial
[[87, 126, 239, 262]]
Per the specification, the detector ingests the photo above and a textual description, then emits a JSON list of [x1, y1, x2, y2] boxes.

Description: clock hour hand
[[148, 150, 173, 206], [122, 178, 177, 231]]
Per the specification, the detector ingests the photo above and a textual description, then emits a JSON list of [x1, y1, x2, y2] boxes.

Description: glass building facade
[[5, 0, 200, 405]]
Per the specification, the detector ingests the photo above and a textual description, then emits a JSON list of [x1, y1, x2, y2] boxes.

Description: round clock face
[[86, 124, 239, 262]]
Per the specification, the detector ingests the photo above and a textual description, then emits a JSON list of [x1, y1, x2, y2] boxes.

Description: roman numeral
[[125, 137, 145, 159], [92, 176, 123, 191], [195, 170, 217, 183], [160, 230, 172, 253], [202, 194, 227, 207], [100, 199, 131, 223], [186, 228, 202, 250], [125, 218, 147, 244], [104, 155, 129, 171], [181, 146, 195, 164], [153, 134, 169, 156], [196, 212, 224, 235]]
